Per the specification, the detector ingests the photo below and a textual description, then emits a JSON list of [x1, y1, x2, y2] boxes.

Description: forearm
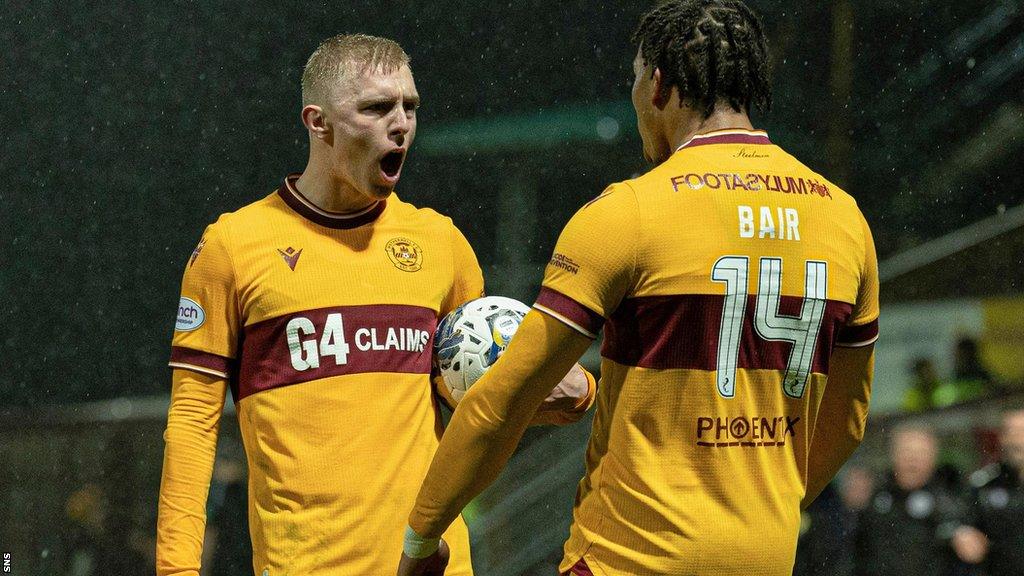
[[409, 312, 591, 538], [156, 370, 228, 576], [803, 347, 874, 508]]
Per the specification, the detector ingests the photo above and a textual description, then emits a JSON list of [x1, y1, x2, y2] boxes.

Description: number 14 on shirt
[[711, 256, 827, 399]]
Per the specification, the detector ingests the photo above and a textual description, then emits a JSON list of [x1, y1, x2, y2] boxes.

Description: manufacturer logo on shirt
[[385, 238, 422, 272], [277, 247, 302, 271], [176, 297, 205, 331]]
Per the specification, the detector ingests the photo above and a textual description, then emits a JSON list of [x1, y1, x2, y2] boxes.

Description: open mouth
[[380, 150, 405, 180]]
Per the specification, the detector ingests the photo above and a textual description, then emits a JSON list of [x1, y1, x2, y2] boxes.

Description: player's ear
[[651, 67, 669, 110], [301, 104, 329, 140]]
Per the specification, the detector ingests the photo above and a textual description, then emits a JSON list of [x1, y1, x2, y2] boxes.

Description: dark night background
[[3, 1, 1022, 406], [2, 2, 1024, 575]]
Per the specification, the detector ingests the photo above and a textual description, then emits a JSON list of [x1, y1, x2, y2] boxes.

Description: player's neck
[[668, 107, 755, 152], [295, 160, 378, 214]]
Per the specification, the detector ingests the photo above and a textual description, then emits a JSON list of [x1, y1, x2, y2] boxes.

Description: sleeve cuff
[[403, 524, 440, 559], [572, 368, 597, 412], [835, 318, 879, 348], [168, 346, 234, 378], [533, 287, 605, 339]]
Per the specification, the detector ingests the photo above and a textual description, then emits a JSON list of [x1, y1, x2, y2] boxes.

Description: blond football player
[[399, 1, 878, 574], [156, 34, 594, 576]]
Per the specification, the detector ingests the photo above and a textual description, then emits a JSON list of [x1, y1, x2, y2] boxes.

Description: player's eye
[[365, 102, 392, 114], [403, 102, 419, 113]]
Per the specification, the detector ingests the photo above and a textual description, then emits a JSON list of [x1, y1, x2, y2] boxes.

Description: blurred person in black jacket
[[855, 425, 967, 576], [953, 409, 1024, 576], [952, 338, 992, 387]]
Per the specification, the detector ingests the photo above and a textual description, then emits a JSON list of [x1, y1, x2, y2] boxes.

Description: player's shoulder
[[574, 180, 641, 218], [387, 194, 461, 232], [199, 190, 282, 241]]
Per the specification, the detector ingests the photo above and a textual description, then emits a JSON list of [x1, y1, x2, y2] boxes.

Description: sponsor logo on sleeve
[[176, 297, 206, 331], [548, 253, 580, 274]]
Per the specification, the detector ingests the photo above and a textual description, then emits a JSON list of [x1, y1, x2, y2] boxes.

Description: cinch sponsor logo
[[176, 297, 205, 331], [670, 172, 832, 199], [695, 415, 800, 448]]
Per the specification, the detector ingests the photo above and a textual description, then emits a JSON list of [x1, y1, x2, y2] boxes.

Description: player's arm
[[157, 223, 240, 575], [803, 213, 879, 508], [400, 311, 593, 570], [157, 370, 227, 576], [803, 344, 874, 508], [434, 364, 597, 427]]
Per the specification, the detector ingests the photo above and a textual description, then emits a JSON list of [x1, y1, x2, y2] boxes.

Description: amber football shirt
[[164, 175, 480, 575], [535, 130, 879, 575]]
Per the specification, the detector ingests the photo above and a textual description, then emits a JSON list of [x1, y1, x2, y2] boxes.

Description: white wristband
[[403, 525, 440, 559]]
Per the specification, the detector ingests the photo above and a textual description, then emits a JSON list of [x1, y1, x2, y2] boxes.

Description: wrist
[[403, 525, 440, 559]]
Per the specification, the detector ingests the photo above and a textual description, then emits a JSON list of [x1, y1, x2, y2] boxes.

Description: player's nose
[[389, 108, 411, 138]]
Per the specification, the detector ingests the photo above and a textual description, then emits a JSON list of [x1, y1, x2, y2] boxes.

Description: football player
[[398, 1, 878, 574], [156, 34, 595, 576]]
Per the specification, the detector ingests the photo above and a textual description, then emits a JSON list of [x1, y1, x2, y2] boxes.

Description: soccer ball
[[434, 296, 532, 403]]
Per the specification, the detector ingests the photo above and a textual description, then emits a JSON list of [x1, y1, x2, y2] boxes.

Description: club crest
[[385, 238, 423, 272]]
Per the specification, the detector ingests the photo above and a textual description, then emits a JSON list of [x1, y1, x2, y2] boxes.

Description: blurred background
[[1, 0, 1023, 574]]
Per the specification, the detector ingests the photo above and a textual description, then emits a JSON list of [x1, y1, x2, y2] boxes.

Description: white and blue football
[[434, 296, 531, 403]]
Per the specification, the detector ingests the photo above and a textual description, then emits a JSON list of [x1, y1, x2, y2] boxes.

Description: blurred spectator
[[904, 358, 940, 412], [954, 409, 1024, 575], [933, 338, 995, 408], [854, 426, 966, 576], [793, 483, 854, 576], [953, 338, 992, 385], [62, 484, 107, 576], [61, 483, 148, 576], [905, 341, 999, 413], [840, 465, 876, 513]]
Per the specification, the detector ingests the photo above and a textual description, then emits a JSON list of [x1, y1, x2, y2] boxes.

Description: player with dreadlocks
[[397, 1, 878, 574], [632, 0, 771, 120]]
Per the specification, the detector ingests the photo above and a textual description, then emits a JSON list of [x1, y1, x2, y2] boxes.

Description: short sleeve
[[440, 223, 486, 318], [836, 212, 879, 347], [168, 221, 241, 378], [534, 184, 639, 338]]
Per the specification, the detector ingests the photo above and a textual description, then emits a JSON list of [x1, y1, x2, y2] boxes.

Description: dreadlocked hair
[[632, 0, 772, 118]]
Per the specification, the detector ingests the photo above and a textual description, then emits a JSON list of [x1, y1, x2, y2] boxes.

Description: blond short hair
[[301, 34, 410, 107]]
